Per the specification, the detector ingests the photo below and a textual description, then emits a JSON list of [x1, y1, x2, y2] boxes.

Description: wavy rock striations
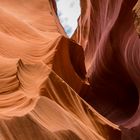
[[73, 0, 140, 139], [0, 0, 140, 140]]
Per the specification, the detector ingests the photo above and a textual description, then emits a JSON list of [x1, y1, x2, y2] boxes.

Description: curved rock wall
[[73, 0, 140, 139], [0, 0, 121, 139], [0, 0, 140, 139]]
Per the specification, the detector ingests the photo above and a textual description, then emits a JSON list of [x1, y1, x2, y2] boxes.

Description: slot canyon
[[0, 0, 140, 139]]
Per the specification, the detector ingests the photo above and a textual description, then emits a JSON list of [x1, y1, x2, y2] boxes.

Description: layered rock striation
[[0, 0, 140, 140]]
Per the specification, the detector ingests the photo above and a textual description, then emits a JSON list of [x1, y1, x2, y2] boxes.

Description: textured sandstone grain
[[133, 0, 140, 36], [0, 0, 140, 140]]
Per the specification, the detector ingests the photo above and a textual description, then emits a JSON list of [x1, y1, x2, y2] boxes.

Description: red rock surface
[[73, 0, 140, 139], [0, 0, 140, 139]]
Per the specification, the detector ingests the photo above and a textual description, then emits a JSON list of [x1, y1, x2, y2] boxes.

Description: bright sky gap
[[55, 0, 81, 37]]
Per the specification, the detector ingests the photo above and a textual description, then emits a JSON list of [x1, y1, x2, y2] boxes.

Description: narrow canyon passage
[[0, 0, 140, 140]]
